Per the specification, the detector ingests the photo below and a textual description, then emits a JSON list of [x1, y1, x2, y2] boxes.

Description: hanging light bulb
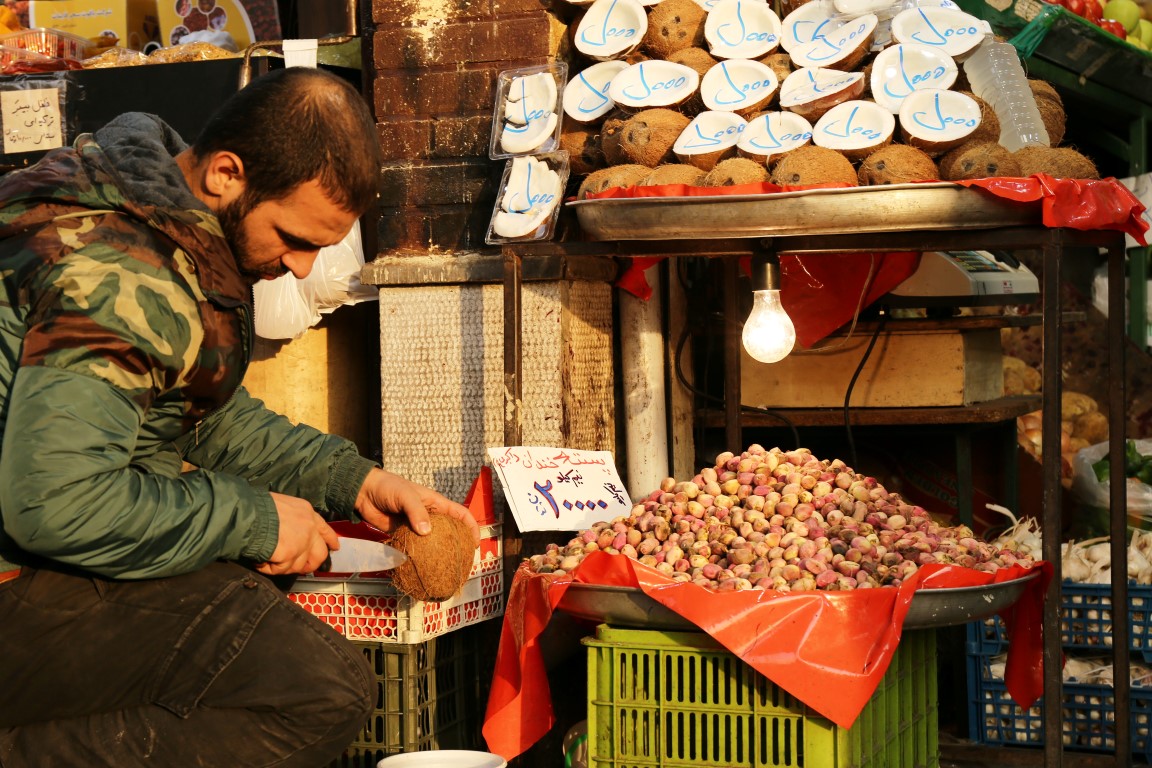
[[742, 254, 795, 364]]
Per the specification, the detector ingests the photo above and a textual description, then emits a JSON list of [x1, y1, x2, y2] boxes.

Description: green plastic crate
[[584, 625, 938, 768], [329, 626, 484, 768]]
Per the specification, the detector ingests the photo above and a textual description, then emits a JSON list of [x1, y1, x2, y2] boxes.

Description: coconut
[[388, 514, 476, 602], [560, 123, 606, 176], [938, 141, 1021, 181], [857, 144, 939, 185], [958, 91, 1000, 145], [641, 163, 708, 186], [1035, 98, 1066, 147], [1014, 146, 1099, 180], [898, 89, 982, 157], [643, 0, 707, 58], [599, 110, 631, 165], [759, 52, 793, 85], [578, 163, 651, 198], [701, 157, 770, 187], [770, 144, 858, 187], [1028, 79, 1063, 109], [667, 47, 719, 79], [618, 108, 692, 167]]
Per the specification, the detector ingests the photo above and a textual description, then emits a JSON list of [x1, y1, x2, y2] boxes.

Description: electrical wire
[[673, 321, 801, 448], [842, 308, 888, 471], [790, 254, 879, 356]]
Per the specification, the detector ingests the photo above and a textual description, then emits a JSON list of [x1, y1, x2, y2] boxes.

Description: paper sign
[[2, 88, 63, 154], [487, 446, 632, 532]]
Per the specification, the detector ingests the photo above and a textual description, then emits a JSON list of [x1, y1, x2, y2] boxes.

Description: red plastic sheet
[[602, 175, 1149, 347], [482, 550, 1051, 761]]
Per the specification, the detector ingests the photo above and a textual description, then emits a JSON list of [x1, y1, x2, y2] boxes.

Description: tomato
[[1098, 17, 1128, 37], [1082, 0, 1103, 21], [1063, 0, 1087, 17]]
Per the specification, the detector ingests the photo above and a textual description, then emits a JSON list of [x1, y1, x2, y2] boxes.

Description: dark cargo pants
[[0, 561, 373, 767]]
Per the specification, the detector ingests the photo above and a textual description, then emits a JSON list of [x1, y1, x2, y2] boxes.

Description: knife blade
[[322, 537, 408, 574]]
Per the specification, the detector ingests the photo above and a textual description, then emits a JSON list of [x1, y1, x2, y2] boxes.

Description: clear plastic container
[[963, 38, 1049, 152]]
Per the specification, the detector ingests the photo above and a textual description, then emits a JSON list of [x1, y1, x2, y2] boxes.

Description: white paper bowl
[[868, 42, 958, 113], [377, 752, 508, 768]]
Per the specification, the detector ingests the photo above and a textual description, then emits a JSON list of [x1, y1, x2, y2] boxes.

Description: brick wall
[[370, 0, 568, 255]]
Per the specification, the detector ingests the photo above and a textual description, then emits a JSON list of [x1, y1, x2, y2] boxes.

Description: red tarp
[[606, 175, 1150, 347], [483, 549, 1051, 761]]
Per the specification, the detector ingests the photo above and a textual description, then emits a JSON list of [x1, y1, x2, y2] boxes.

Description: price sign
[[2, 88, 63, 154], [487, 446, 632, 532]]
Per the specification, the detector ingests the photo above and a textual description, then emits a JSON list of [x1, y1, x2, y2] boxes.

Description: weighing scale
[[884, 250, 1040, 307]]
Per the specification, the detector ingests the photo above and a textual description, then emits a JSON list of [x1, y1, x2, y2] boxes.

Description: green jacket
[[0, 113, 377, 579]]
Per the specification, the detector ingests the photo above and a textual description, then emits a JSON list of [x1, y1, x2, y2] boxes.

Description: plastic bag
[[252, 220, 376, 340], [1071, 438, 1152, 529]]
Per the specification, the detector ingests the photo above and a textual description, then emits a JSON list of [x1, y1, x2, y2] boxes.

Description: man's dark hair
[[192, 67, 380, 215]]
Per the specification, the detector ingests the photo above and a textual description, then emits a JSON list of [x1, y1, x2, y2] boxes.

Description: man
[[0, 66, 480, 766]]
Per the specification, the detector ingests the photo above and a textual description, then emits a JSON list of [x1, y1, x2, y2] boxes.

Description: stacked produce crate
[[328, 624, 486, 767], [967, 583, 1152, 757], [584, 624, 939, 768]]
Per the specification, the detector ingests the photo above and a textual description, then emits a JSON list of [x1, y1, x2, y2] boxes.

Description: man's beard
[[217, 196, 286, 283]]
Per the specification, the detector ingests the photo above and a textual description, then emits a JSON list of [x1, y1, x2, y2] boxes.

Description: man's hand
[[256, 493, 340, 575], [355, 468, 481, 545]]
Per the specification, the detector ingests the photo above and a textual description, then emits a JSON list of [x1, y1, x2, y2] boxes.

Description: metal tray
[[567, 182, 1043, 241], [556, 570, 1040, 631]]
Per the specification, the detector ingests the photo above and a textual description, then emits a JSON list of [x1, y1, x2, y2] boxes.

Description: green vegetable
[[1092, 440, 1152, 486]]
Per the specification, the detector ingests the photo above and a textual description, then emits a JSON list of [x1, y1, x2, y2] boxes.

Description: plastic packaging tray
[[489, 63, 567, 160], [0, 28, 91, 61], [584, 624, 938, 768], [0, 45, 49, 70], [485, 151, 570, 245]]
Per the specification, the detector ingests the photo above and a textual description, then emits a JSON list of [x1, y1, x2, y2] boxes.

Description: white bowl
[[377, 751, 508, 768], [890, 6, 988, 59], [868, 42, 958, 113], [704, 0, 783, 59]]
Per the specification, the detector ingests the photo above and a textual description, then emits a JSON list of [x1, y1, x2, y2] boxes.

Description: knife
[[321, 537, 408, 574]]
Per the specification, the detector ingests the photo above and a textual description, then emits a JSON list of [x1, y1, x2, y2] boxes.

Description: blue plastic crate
[[966, 581, 1152, 661], [966, 647, 1152, 759]]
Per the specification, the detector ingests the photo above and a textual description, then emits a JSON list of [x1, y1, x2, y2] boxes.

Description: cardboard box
[[28, 0, 159, 51], [741, 328, 1004, 409], [156, 0, 279, 50]]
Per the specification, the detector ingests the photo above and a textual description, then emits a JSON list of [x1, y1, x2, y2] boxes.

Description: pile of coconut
[[557, 0, 1098, 199]]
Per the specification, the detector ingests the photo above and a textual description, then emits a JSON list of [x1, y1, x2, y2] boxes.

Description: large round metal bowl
[[556, 571, 1039, 631]]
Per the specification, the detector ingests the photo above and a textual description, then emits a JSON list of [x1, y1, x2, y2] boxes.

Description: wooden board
[[741, 328, 1004, 409]]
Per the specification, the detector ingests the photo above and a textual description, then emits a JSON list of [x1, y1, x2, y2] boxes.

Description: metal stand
[[502, 225, 1131, 766]]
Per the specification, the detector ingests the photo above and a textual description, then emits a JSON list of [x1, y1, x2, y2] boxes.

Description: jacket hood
[[0, 113, 249, 304]]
